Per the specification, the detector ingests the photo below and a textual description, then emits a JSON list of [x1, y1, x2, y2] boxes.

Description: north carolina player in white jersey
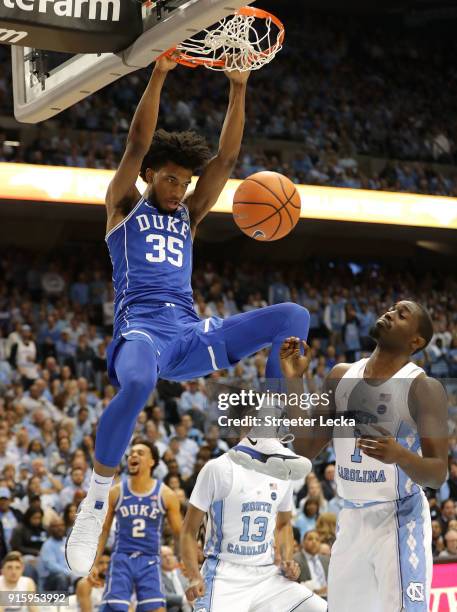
[[180, 453, 327, 612], [280, 300, 448, 612]]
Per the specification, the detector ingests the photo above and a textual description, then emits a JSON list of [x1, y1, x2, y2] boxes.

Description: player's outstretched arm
[[87, 486, 118, 587], [162, 485, 183, 539], [280, 337, 345, 459], [105, 55, 178, 229], [181, 504, 206, 603], [186, 67, 250, 229], [358, 375, 448, 489]]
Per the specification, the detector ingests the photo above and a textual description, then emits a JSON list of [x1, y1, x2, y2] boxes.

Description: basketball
[[233, 171, 302, 241]]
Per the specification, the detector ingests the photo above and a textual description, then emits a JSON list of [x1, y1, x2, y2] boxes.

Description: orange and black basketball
[[233, 171, 302, 241]]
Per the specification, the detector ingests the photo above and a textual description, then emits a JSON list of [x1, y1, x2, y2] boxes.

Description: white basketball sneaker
[[65, 498, 107, 576], [228, 437, 312, 481]]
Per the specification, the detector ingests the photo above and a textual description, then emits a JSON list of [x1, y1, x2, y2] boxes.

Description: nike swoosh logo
[[247, 438, 257, 446], [124, 496, 132, 500]]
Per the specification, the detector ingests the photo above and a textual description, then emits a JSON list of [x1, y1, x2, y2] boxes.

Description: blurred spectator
[[0, 435, 19, 472], [299, 480, 328, 513], [37, 517, 72, 592], [160, 545, 191, 612], [179, 380, 207, 424], [0, 487, 22, 549], [447, 459, 457, 501], [342, 306, 361, 362], [431, 520, 445, 558], [295, 499, 320, 541], [440, 499, 457, 534], [9, 326, 38, 389], [10, 507, 47, 581], [59, 467, 87, 511], [316, 513, 337, 547], [203, 425, 229, 458], [268, 273, 291, 305], [63, 503, 77, 536], [438, 529, 457, 559], [0, 551, 38, 611], [75, 336, 95, 380], [56, 329, 76, 367], [294, 530, 329, 598], [321, 464, 337, 501], [70, 273, 90, 306]]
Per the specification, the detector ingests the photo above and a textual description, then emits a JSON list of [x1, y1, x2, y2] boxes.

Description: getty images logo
[[1, 0, 120, 21]]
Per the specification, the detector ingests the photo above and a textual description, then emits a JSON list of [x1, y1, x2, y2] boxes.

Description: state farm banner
[[0, 0, 142, 53]]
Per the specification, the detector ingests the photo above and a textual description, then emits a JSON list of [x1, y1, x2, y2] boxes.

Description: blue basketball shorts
[[107, 303, 233, 384], [99, 552, 165, 612]]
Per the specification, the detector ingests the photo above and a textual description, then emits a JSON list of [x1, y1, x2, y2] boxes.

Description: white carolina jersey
[[190, 454, 293, 566], [334, 358, 425, 504]]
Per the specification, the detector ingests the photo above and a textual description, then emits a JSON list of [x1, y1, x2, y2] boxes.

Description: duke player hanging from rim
[[87, 440, 182, 612], [280, 301, 448, 612], [66, 53, 312, 576]]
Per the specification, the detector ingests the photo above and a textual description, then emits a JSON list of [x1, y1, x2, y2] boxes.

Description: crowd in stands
[[0, 246, 456, 605], [2, 15, 457, 196]]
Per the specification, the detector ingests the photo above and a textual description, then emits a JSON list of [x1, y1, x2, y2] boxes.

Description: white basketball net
[[174, 12, 284, 71]]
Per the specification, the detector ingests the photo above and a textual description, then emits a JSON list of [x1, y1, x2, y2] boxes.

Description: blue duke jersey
[[112, 478, 165, 556], [190, 454, 294, 566], [333, 358, 425, 504], [106, 196, 194, 331]]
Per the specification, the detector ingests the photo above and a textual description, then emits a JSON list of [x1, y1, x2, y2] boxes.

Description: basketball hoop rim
[[159, 5, 285, 69]]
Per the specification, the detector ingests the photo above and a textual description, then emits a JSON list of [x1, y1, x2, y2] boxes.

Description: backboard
[[11, 0, 254, 124]]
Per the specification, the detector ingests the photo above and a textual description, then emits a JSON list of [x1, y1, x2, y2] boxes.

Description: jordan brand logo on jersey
[[406, 582, 424, 602]]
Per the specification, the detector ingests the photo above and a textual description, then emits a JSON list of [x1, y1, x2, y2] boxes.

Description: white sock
[[86, 470, 114, 509]]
